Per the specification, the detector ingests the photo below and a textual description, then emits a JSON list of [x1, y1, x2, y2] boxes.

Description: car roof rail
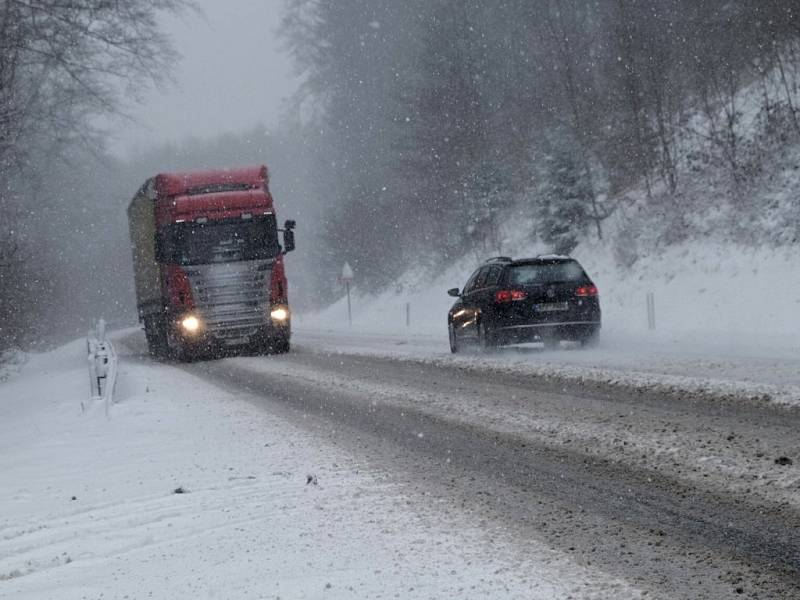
[[534, 253, 571, 260], [484, 256, 513, 264]]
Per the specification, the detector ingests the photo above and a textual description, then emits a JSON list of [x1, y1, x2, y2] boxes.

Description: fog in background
[[110, 0, 299, 156], [3, 1, 800, 349]]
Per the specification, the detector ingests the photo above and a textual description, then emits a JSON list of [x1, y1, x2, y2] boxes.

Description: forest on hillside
[[3, 1, 800, 349], [282, 0, 800, 288]]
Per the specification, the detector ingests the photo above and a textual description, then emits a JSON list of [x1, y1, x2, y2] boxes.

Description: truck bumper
[[172, 319, 290, 357]]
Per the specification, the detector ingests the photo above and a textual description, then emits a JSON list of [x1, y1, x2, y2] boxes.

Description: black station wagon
[[447, 255, 601, 352]]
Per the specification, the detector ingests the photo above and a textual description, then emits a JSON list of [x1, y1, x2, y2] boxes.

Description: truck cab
[[128, 166, 295, 359]]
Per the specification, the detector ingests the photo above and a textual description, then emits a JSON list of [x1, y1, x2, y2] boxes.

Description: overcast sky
[[110, 0, 300, 157]]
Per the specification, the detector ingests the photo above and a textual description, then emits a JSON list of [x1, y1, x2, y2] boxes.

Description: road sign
[[341, 262, 354, 282]]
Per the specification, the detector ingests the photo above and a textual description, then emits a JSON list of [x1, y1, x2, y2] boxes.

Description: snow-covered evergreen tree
[[534, 141, 594, 255]]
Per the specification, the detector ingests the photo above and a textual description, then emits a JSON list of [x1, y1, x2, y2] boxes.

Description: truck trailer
[[127, 166, 296, 359]]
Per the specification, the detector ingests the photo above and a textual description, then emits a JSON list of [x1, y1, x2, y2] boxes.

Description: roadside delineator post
[[85, 317, 118, 416], [647, 292, 656, 331], [341, 262, 354, 327], [406, 302, 411, 328]]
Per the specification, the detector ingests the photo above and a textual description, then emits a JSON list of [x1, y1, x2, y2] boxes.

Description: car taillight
[[270, 258, 287, 304], [495, 290, 527, 303], [575, 285, 598, 297], [165, 265, 194, 310]]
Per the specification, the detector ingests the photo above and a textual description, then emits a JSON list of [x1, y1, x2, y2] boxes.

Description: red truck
[[127, 166, 296, 359]]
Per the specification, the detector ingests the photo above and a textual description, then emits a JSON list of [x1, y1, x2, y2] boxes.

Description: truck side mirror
[[447, 288, 460, 297], [283, 228, 295, 254]]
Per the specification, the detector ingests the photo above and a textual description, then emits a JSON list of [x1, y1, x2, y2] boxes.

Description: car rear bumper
[[492, 320, 600, 345]]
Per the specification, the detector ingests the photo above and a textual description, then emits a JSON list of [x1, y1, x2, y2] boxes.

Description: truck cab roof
[[154, 166, 268, 198], [155, 190, 274, 225]]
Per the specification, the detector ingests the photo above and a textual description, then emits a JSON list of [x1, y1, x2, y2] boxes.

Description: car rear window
[[506, 261, 586, 285]]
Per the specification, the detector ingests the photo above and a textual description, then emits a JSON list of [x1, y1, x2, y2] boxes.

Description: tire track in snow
[[181, 345, 800, 599]]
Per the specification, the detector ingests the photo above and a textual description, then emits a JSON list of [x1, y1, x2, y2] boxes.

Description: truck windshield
[[158, 214, 280, 265]]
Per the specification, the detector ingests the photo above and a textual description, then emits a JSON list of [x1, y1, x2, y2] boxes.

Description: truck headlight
[[270, 307, 289, 321], [181, 315, 201, 333]]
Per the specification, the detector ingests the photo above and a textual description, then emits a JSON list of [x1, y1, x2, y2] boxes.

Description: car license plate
[[224, 336, 250, 346], [535, 302, 568, 313]]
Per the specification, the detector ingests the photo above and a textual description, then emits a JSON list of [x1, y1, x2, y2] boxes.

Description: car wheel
[[448, 322, 459, 353], [580, 330, 600, 349], [477, 321, 496, 352], [542, 337, 559, 351]]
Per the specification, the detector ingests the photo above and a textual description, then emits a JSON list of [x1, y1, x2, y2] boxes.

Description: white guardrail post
[[87, 318, 118, 416], [646, 292, 656, 331]]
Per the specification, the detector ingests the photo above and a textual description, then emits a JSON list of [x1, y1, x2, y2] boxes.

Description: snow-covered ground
[[299, 240, 800, 407], [0, 339, 645, 599]]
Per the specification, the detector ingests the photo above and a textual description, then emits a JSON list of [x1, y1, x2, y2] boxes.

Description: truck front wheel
[[268, 335, 290, 354], [144, 316, 168, 358], [249, 331, 290, 355]]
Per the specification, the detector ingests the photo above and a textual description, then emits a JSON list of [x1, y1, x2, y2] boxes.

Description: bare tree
[[0, 0, 191, 349], [1, 0, 190, 173]]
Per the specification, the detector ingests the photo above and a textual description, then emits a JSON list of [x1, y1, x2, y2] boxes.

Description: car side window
[[472, 267, 490, 290], [486, 266, 502, 287], [462, 268, 482, 294]]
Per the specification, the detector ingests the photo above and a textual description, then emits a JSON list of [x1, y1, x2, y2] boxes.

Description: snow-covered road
[[2, 328, 799, 598], [294, 327, 800, 406], [0, 337, 646, 600], [155, 329, 800, 596]]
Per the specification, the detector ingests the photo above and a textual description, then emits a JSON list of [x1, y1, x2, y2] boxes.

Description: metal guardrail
[[87, 318, 118, 416]]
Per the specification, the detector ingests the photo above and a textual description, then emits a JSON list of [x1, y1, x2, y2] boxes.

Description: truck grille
[[184, 259, 272, 341]]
